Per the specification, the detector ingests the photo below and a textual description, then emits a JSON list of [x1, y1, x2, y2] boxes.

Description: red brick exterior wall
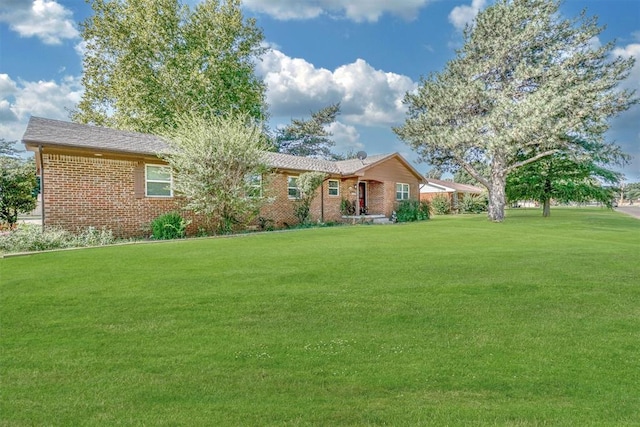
[[41, 152, 422, 237], [256, 175, 354, 227], [256, 173, 298, 227], [42, 153, 197, 238]]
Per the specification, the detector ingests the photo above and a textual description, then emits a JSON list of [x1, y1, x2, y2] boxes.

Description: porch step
[[341, 214, 392, 224], [372, 216, 393, 224]]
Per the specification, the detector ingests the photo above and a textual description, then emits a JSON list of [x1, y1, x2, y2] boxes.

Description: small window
[[328, 179, 339, 196], [288, 176, 300, 199], [146, 165, 172, 197], [246, 173, 263, 198], [396, 183, 410, 200]]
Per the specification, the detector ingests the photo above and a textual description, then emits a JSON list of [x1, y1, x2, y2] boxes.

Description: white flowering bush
[[0, 224, 116, 254]]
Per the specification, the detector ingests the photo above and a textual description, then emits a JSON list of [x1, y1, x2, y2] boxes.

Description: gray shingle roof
[[22, 116, 408, 177], [22, 116, 168, 156], [263, 152, 396, 175], [262, 152, 341, 174]]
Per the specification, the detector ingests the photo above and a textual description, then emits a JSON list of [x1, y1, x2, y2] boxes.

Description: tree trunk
[[542, 178, 552, 217], [487, 174, 507, 222], [542, 198, 551, 217]]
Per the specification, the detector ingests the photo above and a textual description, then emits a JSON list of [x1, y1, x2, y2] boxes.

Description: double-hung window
[[246, 173, 263, 198], [288, 176, 300, 199], [146, 165, 172, 197], [396, 183, 410, 200], [328, 179, 339, 196]]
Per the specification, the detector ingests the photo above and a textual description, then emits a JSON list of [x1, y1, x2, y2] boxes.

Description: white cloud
[[258, 50, 343, 114], [0, 74, 83, 142], [326, 121, 364, 153], [0, 0, 79, 45], [613, 43, 640, 92], [610, 42, 640, 181], [448, 0, 486, 31], [258, 49, 417, 128], [0, 74, 19, 98], [244, 1, 323, 20], [74, 39, 88, 57], [243, 0, 432, 22], [334, 59, 416, 126]]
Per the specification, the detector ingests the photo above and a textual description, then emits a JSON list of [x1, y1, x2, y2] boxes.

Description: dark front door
[[358, 182, 367, 214]]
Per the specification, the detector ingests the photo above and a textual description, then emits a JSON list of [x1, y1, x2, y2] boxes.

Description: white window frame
[[288, 176, 300, 199], [328, 179, 339, 197], [145, 164, 173, 197], [396, 183, 410, 201], [246, 173, 263, 198]]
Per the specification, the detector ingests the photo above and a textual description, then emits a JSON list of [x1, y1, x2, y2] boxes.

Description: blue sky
[[1, 0, 639, 181]]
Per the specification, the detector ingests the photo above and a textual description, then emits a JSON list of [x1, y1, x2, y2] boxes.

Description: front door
[[358, 182, 367, 214]]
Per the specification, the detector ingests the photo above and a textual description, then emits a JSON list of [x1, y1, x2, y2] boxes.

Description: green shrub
[[257, 216, 275, 231], [395, 200, 430, 222], [293, 202, 310, 225], [340, 198, 356, 215], [459, 193, 488, 214], [151, 212, 189, 240], [431, 194, 451, 215]]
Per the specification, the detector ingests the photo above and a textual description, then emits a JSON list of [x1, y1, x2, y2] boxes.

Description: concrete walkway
[[615, 206, 640, 219], [16, 216, 42, 226]]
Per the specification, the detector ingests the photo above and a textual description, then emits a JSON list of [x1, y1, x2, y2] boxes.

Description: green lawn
[[2, 208, 639, 425]]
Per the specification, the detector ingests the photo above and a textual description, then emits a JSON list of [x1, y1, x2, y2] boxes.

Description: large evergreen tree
[[275, 103, 340, 159], [73, 0, 267, 134], [394, 0, 636, 221]]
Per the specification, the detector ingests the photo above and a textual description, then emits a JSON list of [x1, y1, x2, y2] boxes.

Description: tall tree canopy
[[72, 0, 267, 134], [275, 103, 340, 159], [394, 0, 636, 221]]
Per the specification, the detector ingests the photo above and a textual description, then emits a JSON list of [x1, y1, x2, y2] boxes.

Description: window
[[246, 173, 263, 198], [396, 183, 410, 200], [288, 176, 300, 199], [146, 165, 172, 197], [328, 179, 339, 196]]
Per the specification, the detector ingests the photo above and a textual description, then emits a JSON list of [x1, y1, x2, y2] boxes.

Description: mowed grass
[[2, 208, 639, 426]]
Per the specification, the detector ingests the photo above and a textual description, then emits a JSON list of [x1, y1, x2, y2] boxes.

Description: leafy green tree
[[0, 140, 37, 227], [73, 0, 267, 134], [293, 171, 326, 224], [394, 0, 636, 222], [159, 113, 269, 234], [506, 141, 627, 216], [276, 103, 340, 159]]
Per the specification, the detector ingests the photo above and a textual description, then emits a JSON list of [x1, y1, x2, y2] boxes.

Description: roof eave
[[23, 139, 164, 158]]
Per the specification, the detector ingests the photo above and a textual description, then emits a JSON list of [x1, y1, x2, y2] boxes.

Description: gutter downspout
[[320, 180, 324, 223], [320, 177, 330, 223], [38, 145, 45, 232]]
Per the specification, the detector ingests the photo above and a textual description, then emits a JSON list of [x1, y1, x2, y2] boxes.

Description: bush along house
[[22, 116, 424, 237]]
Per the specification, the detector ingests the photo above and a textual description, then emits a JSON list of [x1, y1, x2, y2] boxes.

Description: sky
[[1, 0, 639, 181]]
